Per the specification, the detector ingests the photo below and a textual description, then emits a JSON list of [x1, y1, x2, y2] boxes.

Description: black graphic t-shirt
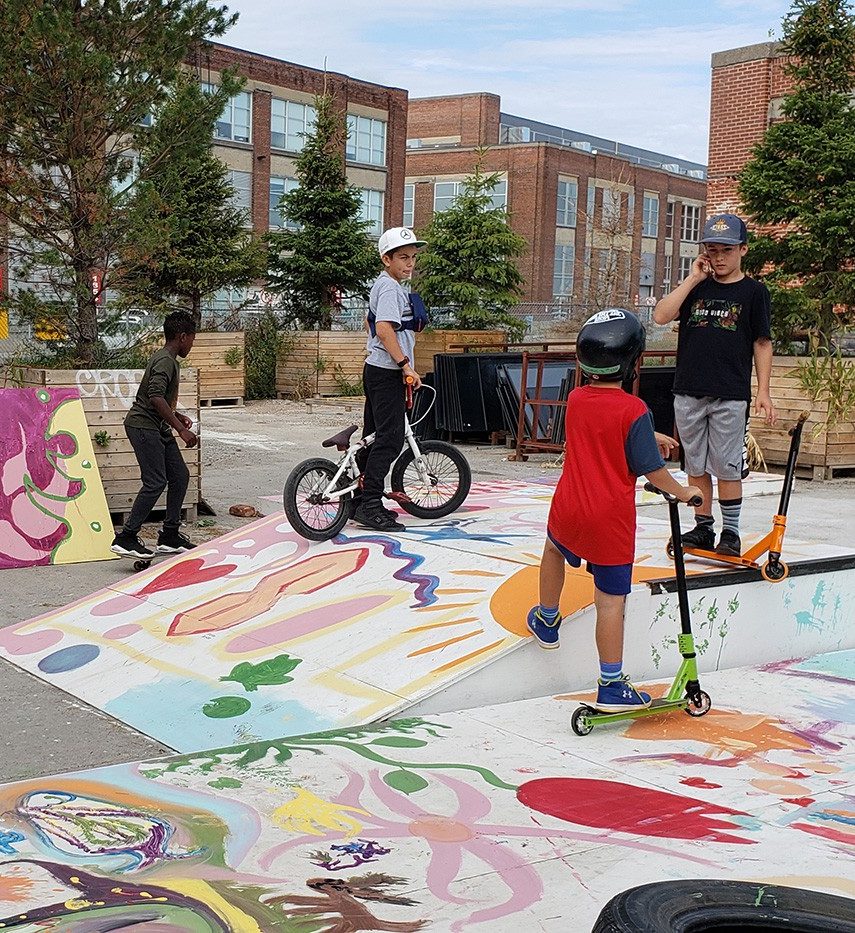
[[674, 276, 772, 401]]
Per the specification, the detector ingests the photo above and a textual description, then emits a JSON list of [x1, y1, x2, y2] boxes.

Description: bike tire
[[390, 441, 471, 519], [283, 458, 350, 541]]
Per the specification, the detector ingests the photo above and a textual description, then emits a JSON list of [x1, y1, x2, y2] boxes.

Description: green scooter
[[571, 484, 711, 736]]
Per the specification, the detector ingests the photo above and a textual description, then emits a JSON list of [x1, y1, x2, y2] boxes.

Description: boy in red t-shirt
[[527, 309, 702, 712]]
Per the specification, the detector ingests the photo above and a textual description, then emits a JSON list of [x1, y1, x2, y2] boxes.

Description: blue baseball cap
[[701, 213, 748, 245]]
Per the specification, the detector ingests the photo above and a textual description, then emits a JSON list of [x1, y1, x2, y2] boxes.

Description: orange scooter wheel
[[761, 559, 789, 582]]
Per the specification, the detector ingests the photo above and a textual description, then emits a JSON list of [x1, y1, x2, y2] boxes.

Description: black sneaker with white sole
[[681, 523, 716, 551], [111, 533, 155, 560], [157, 529, 196, 553], [715, 529, 742, 557], [352, 505, 405, 532]]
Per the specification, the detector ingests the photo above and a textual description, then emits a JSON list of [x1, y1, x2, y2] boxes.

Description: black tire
[[685, 689, 711, 717], [133, 560, 151, 572], [391, 441, 471, 519], [571, 705, 595, 736], [284, 458, 349, 542], [665, 540, 675, 559], [592, 880, 855, 932]]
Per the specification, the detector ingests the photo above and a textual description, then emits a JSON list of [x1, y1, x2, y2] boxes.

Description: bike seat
[[322, 424, 359, 449]]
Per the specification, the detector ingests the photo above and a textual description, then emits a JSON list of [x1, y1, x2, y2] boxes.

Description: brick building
[[405, 93, 708, 305], [707, 41, 793, 215]]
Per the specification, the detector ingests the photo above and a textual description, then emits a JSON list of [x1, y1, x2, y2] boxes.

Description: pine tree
[[739, 0, 855, 349], [115, 73, 264, 326], [415, 152, 528, 337], [265, 92, 378, 330], [0, 0, 236, 365]]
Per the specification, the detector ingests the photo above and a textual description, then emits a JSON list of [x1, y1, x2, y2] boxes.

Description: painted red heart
[[137, 558, 238, 596]]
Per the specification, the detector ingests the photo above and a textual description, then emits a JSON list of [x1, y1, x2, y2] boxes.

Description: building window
[[112, 150, 139, 195], [601, 188, 621, 228], [269, 175, 300, 229], [403, 183, 415, 228], [640, 251, 656, 288], [681, 204, 701, 242], [642, 195, 659, 237], [663, 254, 672, 293], [665, 201, 675, 239], [226, 169, 252, 222], [679, 255, 694, 281], [556, 178, 578, 227], [270, 99, 316, 152], [347, 115, 387, 166], [434, 181, 460, 213], [202, 83, 251, 143], [359, 188, 384, 236], [490, 178, 508, 210], [553, 244, 575, 297]]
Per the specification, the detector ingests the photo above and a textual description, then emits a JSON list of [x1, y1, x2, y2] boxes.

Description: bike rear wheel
[[391, 441, 471, 518], [284, 458, 350, 541]]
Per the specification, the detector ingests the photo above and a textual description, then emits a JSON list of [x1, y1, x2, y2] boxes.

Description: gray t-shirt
[[365, 271, 415, 370]]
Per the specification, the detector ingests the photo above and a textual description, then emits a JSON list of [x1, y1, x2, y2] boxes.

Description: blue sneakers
[[594, 676, 652, 712], [526, 606, 562, 649]]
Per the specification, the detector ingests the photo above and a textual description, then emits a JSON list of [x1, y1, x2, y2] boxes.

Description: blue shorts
[[547, 531, 633, 596]]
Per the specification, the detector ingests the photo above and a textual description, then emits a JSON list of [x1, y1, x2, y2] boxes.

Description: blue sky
[[223, 0, 795, 164]]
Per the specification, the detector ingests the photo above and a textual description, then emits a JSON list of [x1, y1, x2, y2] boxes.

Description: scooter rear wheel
[[761, 559, 789, 582], [571, 705, 596, 736], [685, 690, 711, 717]]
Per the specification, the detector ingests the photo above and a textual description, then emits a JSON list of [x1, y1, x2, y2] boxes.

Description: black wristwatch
[[397, 356, 410, 369]]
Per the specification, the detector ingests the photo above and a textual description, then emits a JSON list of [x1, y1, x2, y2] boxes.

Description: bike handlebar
[[644, 482, 703, 508]]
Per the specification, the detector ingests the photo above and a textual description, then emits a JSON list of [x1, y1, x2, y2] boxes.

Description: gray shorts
[[673, 395, 749, 481]]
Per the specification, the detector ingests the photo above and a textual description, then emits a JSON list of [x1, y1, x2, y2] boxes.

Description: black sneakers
[[111, 533, 155, 559], [680, 524, 716, 551], [352, 504, 404, 532], [715, 529, 742, 556], [157, 529, 196, 553]]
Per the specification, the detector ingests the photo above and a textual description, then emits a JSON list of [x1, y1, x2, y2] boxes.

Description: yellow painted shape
[[45, 398, 116, 565], [158, 878, 261, 933], [407, 629, 480, 657], [272, 787, 367, 839]]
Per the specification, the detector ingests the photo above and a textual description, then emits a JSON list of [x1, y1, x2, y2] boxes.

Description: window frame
[[642, 194, 659, 237], [346, 114, 387, 167], [556, 178, 578, 228], [552, 243, 575, 298], [271, 98, 316, 152]]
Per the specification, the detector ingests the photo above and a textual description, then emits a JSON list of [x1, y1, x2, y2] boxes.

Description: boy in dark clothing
[[355, 227, 426, 532], [527, 310, 701, 712], [110, 310, 198, 560], [653, 213, 776, 556]]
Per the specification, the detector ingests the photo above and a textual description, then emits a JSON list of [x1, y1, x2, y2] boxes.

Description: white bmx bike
[[283, 383, 472, 541]]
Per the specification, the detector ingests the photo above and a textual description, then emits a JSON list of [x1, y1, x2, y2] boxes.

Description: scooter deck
[[683, 546, 760, 570]]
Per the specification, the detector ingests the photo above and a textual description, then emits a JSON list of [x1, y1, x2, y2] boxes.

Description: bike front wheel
[[284, 458, 350, 541], [391, 441, 471, 519]]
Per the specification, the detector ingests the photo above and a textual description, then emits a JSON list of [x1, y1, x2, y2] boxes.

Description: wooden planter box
[[276, 330, 366, 399], [184, 331, 245, 406], [751, 356, 855, 480], [15, 367, 201, 519], [413, 329, 508, 374]]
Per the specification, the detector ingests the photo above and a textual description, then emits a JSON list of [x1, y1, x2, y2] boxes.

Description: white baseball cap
[[377, 226, 426, 257]]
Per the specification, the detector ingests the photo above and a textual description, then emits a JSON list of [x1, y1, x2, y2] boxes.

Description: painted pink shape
[[0, 520, 49, 563], [0, 626, 64, 656], [104, 623, 143, 640], [91, 594, 146, 618], [225, 593, 391, 653]]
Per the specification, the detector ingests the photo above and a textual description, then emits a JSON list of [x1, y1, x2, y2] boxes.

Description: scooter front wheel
[[761, 559, 789, 582], [284, 458, 350, 541], [571, 705, 596, 736], [685, 690, 711, 717]]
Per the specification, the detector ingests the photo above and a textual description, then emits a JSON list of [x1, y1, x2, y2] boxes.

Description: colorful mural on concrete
[[0, 388, 115, 570], [0, 482, 852, 750], [0, 650, 851, 930]]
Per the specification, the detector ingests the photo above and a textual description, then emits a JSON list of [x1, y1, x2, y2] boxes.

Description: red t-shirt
[[547, 385, 664, 566]]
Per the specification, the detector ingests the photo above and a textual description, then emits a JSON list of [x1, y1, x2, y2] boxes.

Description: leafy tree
[[266, 92, 378, 330], [114, 73, 265, 326], [415, 151, 528, 337], [739, 0, 855, 350], [0, 0, 236, 366]]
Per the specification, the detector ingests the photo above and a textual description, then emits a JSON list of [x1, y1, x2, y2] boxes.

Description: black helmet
[[576, 309, 645, 381]]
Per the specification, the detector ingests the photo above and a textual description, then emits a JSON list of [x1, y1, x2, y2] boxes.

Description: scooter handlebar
[[643, 482, 702, 508]]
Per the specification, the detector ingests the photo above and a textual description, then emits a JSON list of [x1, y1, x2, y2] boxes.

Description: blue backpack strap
[[407, 292, 429, 333], [367, 308, 377, 338]]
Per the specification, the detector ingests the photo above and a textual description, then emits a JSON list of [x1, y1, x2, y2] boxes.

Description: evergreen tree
[[416, 152, 528, 337], [739, 0, 855, 349], [266, 93, 378, 330], [115, 73, 264, 326], [0, 0, 236, 365]]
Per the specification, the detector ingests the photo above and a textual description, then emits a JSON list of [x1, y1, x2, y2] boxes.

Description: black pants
[[123, 426, 189, 535], [358, 363, 405, 508]]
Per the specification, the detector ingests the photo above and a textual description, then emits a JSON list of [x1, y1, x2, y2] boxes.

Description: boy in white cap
[[355, 227, 426, 531], [653, 212, 776, 556]]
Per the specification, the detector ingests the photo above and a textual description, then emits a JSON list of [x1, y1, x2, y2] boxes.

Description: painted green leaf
[[202, 696, 251, 719], [235, 744, 273, 768], [220, 654, 303, 692], [208, 776, 242, 789], [383, 769, 429, 795], [369, 736, 427, 748]]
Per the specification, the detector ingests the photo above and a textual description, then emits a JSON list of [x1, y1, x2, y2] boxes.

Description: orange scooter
[[667, 411, 809, 582]]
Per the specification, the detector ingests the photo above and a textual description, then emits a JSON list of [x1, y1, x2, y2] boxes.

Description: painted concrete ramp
[[1, 481, 852, 752], [0, 649, 852, 931]]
